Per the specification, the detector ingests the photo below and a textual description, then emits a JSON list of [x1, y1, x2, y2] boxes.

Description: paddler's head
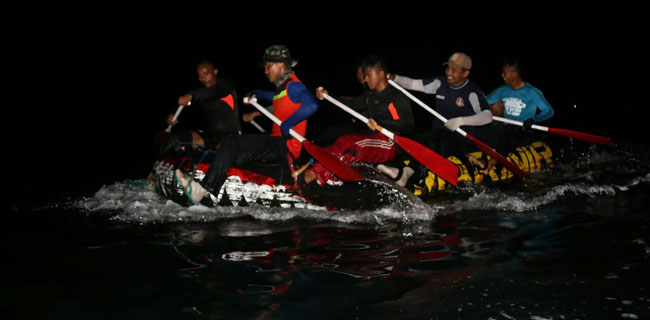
[[443, 52, 471, 87], [196, 61, 218, 88], [261, 45, 298, 85], [361, 55, 388, 92], [501, 58, 524, 87]]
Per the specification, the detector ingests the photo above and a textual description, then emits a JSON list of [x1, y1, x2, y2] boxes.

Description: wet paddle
[[492, 116, 612, 146], [389, 80, 527, 178], [245, 97, 365, 182], [154, 102, 189, 146], [322, 93, 459, 186]]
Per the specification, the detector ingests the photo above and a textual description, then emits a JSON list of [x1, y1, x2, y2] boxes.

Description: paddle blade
[[394, 135, 459, 186], [465, 134, 527, 178], [548, 128, 612, 146], [303, 141, 365, 182]]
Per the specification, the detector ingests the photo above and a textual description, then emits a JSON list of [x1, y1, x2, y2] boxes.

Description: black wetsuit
[[189, 79, 241, 137], [168, 78, 241, 150]]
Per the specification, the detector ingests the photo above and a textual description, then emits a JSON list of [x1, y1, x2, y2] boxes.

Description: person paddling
[[175, 45, 319, 205], [472, 58, 556, 174], [381, 52, 494, 186], [301, 55, 415, 187], [163, 61, 241, 152]]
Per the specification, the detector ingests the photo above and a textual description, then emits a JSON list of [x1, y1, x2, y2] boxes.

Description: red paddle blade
[[303, 141, 365, 182], [394, 135, 459, 186], [465, 134, 527, 178], [548, 128, 612, 146]]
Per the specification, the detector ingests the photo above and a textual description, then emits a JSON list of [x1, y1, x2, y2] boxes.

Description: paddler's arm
[[242, 90, 275, 122], [486, 86, 505, 117], [280, 81, 319, 137], [377, 93, 414, 134], [388, 74, 442, 95], [531, 88, 555, 122], [445, 92, 493, 131]]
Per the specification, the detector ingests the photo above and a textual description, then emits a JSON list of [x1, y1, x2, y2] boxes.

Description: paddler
[[473, 58, 556, 174], [163, 61, 241, 152], [300, 55, 415, 187], [175, 45, 319, 205], [380, 52, 495, 186]]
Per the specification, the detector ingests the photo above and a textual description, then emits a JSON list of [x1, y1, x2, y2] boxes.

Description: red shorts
[[311, 132, 397, 186]]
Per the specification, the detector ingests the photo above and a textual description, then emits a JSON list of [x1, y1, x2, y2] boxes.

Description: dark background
[[7, 12, 644, 207]]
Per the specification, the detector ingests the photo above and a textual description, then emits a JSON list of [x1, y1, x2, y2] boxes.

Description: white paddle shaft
[[165, 101, 190, 132], [492, 116, 549, 132], [250, 119, 265, 133], [388, 79, 469, 137], [322, 93, 395, 140], [245, 97, 305, 142]]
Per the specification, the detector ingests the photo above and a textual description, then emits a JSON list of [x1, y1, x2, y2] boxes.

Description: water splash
[[74, 181, 438, 224], [73, 143, 650, 223]]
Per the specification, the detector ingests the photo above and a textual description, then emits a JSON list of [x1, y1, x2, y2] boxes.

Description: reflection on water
[[5, 141, 650, 319], [150, 206, 642, 319]]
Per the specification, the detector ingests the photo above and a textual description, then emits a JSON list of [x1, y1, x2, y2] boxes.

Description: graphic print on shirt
[[456, 97, 465, 107], [503, 97, 526, 117]]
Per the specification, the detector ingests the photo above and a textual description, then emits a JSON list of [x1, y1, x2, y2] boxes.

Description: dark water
[[4, 139, 650, 319]]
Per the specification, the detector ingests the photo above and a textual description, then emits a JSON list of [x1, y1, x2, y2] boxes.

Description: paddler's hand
[[523, 118, 534, 133], [243, 111, 261, 122], [490, 100, 505, 117], [178, 94, 193, 107], [166, 114, 178, 126], [386, 73, 396, 81], [315, 87, 328, 100], [445, 117, 464, 131], [367, 118, 383, 132]]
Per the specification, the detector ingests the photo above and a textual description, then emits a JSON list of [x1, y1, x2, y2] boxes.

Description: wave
[[449, 171, 650, 213], [73, 143, 650, 223], [73, 181, 438, 224]]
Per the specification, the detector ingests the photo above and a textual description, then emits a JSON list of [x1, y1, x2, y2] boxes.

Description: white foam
[[74, 181, 438, 224], [452, 182, 622, 213]]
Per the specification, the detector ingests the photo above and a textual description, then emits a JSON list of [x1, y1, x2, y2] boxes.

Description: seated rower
[[381, 52, 494, 186], [164, 61, 241, 152], [302, 55, 415, 187], [175, 45, 319, 205], [472, 58, 555, 174]]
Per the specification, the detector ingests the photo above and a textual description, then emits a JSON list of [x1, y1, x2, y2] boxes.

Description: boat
[[151, 139, 554, 210], [151, 144, 423, 211], [410, 140, 554, 197]]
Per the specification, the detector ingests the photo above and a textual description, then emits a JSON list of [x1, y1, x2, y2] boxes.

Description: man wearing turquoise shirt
[[487, 59, 554, 124], [473, 59, 555, 174]]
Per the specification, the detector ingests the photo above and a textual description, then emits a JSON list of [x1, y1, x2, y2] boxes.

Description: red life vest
[[272, 74, 307, 159]]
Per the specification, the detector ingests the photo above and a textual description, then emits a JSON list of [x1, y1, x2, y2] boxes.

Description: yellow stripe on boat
[[413, 141, 553, 196]]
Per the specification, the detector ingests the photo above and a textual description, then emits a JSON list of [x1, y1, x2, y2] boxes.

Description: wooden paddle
[[245, 97, 365, 182], [389, 80, 527, 178], [322, 93, 459, 186], [492, 116, 612, 146], [154, 102, 189, 146]]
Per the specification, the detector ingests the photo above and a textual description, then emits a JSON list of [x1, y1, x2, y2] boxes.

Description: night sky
[[9, 13, 644, 205]]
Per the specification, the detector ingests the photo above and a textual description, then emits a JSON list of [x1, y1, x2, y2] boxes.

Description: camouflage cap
[[261, 45, 298, 68]]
